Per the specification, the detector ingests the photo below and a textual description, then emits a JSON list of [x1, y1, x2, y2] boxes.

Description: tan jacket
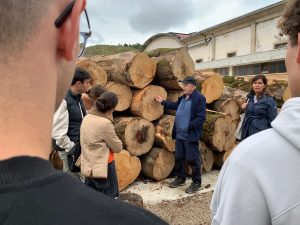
[[79, 108, 122, 178]]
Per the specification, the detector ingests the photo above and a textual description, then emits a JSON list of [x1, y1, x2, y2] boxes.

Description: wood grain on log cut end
[[131, 85, 167, 121], [200, 142, 214, 173], [76, 60, 107, 86], [200, 74, 224, 104], [141, 147, 175, 181], [115, 150, 141, 191], [155, 115, 175, 152], [105, 82, 133, 111], [114, 117, 155, 156], [172, 48, 195, 80], [209, 97, 240, 121], [130, 53, 157, 89]]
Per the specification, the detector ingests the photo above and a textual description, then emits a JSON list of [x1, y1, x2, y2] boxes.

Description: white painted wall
[[188, 43, 212, 63], [215, 26, 252, 60], [144, 37, 183, 51], [256, 17, 287, 52]]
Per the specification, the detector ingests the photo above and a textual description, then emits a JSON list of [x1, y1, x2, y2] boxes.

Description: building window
[[215, 67, 229, 76], [253, 64, 261, 74], [274, 42, 287, 49], [227, 52, 236, 58], [261, 63, 269, 74], [195, 59, 203, 63], [233, 61, 286, 76], [278, 61, 286, 73]]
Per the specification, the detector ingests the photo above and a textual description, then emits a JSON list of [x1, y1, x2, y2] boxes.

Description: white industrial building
[[142, 1, 287, 76]]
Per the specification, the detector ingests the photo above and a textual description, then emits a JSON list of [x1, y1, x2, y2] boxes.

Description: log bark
[[89, 52, 156, 89], [195, 72, 224, 104], [165, 91, 182, 115], [151, 48, 195, 90], [105, 82, 133, 111], [223, 86, 248, 107], [208, 96, 240, 121], [76, 60, 107, 86], [114, 150, 141, 191], [155, 115, 175, 152], [114, 117, 155, 156], [201, 110, 236, 152], [131, 85, 167, 121], [141, 147, 175, 181]]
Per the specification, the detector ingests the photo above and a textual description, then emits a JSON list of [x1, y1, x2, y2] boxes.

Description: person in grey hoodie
[[211, 0, 300, 224]]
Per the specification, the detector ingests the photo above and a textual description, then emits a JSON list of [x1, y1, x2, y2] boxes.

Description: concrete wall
[[143, 37, 183, 51], [256, 17, 287, 52], [188, 43, 212, 63], [215, 26, 252, 60]]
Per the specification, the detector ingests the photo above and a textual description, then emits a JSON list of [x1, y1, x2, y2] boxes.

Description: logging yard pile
[[74, 48, 289, 224]]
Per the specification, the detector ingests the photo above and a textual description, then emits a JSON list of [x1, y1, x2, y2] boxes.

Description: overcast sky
[[84, 0, 282, 46]]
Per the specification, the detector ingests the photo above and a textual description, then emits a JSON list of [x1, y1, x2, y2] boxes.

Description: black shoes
[[169, 177, 186, 188], [185, 182, 201, 194]]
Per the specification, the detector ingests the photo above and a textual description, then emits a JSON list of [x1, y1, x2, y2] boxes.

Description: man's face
[[182, 83, 196, 95], [78, 79, 91, 94], [285, 39, 300, 97]]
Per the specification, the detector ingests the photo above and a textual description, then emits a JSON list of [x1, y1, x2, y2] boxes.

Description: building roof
[[183, 0, 285, 44]]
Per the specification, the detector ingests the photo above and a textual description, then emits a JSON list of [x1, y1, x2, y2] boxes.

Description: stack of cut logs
[[77, 48, 241, 191]]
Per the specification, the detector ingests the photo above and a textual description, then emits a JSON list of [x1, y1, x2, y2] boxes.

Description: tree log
[[201, 110, 236, 152], [283, 85, 291, 102], [114, 117, 155, 156], [89, 52, 156, 89], [76, 60, 107, 86], [105, 82, 133, 111], [165, 91, 182, 115], [131, 85, 167, 121], [223, 86, 248, 107], [213, 144, 236, 167], [151, 48, 195, 90], [141, 147, 175, 181], [195, 72, 224, 104], [114, 150, 141, 191], [208, 96, 240, 121], [155, 115, 175, 152]]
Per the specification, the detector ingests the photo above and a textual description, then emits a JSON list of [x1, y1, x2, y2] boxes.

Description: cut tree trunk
[[89, 52, 156, 89], [187, 141, 214, 174], [223, 86, 248, 107], [208, 96, 240, 121], [283, 85, 291, 102], [201, 110, 237, 152], [105, 82, 133, 111], [195, 72, 224, 104], [150, 48, 195, 90], [114, 117, 155, 156], [155, 115, 175, 152], [213, 144, 236, 167], [76, 60, 107, 86], [141, 147, 175, 181], [165, 91, 182, 115], [114, 150, 141, 191], [131, 85, 167, 121]]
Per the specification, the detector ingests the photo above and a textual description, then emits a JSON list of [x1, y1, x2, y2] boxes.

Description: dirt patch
[[146, 191, 212, 225]]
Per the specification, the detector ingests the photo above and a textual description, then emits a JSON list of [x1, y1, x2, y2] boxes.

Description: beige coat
[[79, 108, 122, 178]]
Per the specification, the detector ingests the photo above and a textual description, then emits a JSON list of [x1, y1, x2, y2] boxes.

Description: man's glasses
[[55, 1, 92, 58]]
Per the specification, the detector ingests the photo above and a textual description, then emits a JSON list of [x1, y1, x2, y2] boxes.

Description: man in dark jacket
[[52, 68, 91, 181], [155, 76, 206, 194]]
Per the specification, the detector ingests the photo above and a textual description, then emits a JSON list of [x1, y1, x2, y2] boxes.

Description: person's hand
[[241, 99, 249, 109], [155, 96, 163, 103]]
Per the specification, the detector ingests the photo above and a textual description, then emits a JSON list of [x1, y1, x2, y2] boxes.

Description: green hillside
[[83, 44, 142, 57]]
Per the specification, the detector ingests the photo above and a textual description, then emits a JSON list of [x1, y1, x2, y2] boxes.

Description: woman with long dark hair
[[80, 92, 122, 198], [241, 74, 277, 140]]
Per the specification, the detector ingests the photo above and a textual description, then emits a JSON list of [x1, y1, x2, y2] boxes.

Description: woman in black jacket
[[241, 74, 277, 140]]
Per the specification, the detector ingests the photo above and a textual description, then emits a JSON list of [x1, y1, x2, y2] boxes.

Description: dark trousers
[[175, 139, 201, 183], [85, 161, 119, 198]]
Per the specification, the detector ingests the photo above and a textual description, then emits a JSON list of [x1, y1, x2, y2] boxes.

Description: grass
[[83, 44, 142, 57]]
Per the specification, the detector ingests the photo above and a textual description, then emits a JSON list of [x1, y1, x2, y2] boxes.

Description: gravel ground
[[145, 191, 213, 225]]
